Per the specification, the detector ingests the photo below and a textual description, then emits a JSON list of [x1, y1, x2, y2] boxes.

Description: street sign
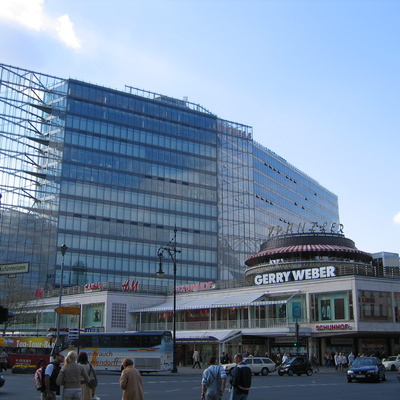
[[0, 262, 29, 275], [54, 306, 80, 315], [68, 328, 80, 340]]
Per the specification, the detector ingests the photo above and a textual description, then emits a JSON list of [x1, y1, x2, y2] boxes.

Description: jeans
[[41, 392, 56, 400], [62, 389, 82, 400], [229, 389, 248, 400]]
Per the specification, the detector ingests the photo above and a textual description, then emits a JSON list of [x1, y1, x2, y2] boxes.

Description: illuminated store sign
[[254, 266, 336, 285], [268, 222, 344, 237], [315, 323, 353, 331]]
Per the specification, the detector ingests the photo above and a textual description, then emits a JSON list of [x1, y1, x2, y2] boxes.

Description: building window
[[111, 303, 127, 328], [358, 290, 392, 322], [394, 293, 400, 322], [311, 292, 351, 322]]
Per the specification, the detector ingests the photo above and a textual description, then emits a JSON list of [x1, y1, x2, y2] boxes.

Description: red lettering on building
[[122, 280, 139, 292], [315, 324, 352, 331], [84, 282, 102, 292]]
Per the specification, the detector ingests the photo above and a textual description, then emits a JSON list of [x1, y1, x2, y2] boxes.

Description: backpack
[[34, 366, 46, 391]]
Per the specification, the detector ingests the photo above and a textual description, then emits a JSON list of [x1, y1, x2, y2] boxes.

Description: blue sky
[[0, 0, 399, 255]]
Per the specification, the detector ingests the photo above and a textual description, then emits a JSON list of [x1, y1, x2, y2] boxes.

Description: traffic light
[[0, 306, 8, 323], [0, 306, 12, 323]]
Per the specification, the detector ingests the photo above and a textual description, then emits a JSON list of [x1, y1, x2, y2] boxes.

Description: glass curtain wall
[[0, 64, 341, 294], [0, 64, 66, 290], [217, 122, 254, 280], [252, 143, 340, 240], [58, 81, 220, 288]]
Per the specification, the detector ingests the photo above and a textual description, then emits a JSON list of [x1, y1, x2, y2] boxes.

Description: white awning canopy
[[132, 290, 294, 313], [175, 330, 241, 343]]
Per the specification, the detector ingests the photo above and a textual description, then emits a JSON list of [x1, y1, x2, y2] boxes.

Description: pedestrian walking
[[56, 351, 90, 400], [77, 352, 97, 400], [0, 349, 7, 372], [229, 354, 252, 400], [201, 356, 227, 400], [119, 358, 144, 400], [193, 350, 202, 369], [334, 352, 339, 371], [311, 353, 319, 373], [42, 352, 65, 400]]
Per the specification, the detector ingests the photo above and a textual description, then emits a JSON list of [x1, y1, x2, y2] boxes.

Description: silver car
[[382, 356, 400, 371], [222, 357, 276, 376]]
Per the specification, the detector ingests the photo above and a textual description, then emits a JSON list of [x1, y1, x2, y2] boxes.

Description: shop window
[[313, 292, 350, 322], [395, 293, 400, 322], [358, 290, 391, 322], [334, 299, 345, 319]]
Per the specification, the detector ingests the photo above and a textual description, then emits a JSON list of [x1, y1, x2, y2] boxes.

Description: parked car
[[221, 357, 276, 376], [277, 356, 313, 376], [347, 357, 386, 383], [0, 374, 4, 388], [382, 356, 400, 371]]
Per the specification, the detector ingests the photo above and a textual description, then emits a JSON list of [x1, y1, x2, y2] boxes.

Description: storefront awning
[[132, 291, 293, 313], [175, 330, 241, 343]]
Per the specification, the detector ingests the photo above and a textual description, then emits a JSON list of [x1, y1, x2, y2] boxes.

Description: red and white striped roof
[[247, 244, 371, 261]]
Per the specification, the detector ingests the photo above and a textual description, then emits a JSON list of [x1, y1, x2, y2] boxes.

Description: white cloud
[[394, 212, 400, 225], [0, 0, 80, 50], [0, 0, 44, 30], [56, 14, 81, 50]]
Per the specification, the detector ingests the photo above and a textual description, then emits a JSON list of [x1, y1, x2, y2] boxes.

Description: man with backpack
[[42, 352, 65, 399], [34, 359, 47, 391], [229, 354, 252, 400], [201, 356, 227, 400]]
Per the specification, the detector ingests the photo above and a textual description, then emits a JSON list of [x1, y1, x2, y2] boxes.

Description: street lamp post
[[54, 244, 68, 354], [156, 228, 180, 373]]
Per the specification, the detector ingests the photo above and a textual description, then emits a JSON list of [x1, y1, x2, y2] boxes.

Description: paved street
[[1, 366, 399, 400]]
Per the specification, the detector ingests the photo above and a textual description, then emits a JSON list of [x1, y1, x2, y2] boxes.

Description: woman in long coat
[[120, 358, 144, 400], [78, 352, 96, 400]]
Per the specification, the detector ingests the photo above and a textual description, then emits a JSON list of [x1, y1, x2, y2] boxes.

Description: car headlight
[[367, 369, 378, 374]]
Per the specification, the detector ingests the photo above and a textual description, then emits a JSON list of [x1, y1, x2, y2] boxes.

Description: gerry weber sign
[[254, 266, 336, 285]]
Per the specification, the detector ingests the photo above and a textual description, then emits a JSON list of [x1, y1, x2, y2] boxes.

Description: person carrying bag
[[78, 352, 98, 400]]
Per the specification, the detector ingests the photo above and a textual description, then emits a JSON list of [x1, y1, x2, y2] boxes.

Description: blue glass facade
[[0, 64, 339, 293]]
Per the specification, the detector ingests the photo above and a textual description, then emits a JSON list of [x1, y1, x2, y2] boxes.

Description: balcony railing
[[137, 318, 304, 332]]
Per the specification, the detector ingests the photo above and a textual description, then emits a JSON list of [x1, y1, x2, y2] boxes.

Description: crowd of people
[[323, 351, 386, 371], [33, 351, 144, 400], [0, 346, 385, 400], [34, 350, 251, 400]]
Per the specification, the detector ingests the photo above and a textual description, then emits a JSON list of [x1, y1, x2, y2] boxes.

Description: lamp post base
[[171, 366, 178, 373]]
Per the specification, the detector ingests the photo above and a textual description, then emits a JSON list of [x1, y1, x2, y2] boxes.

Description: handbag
[[88, 364, 98, 389]]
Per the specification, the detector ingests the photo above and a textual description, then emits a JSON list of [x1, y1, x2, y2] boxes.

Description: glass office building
[[0, 64, 339, 293]]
